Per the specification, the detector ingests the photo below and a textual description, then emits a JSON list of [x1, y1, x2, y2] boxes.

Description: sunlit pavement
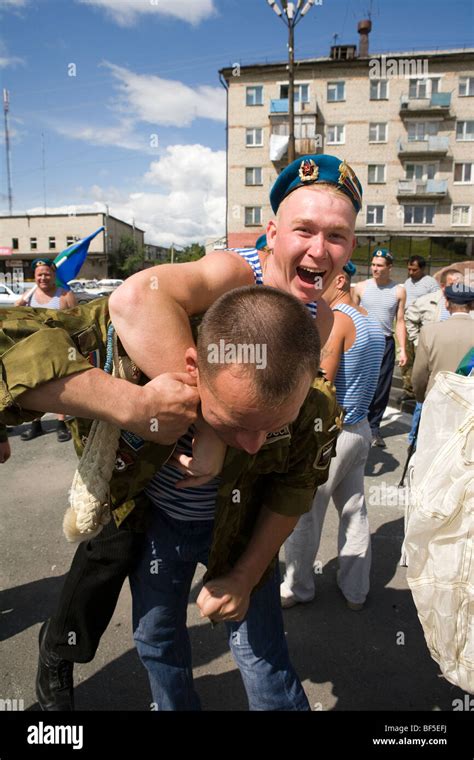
[[0, 410, 465, 712]]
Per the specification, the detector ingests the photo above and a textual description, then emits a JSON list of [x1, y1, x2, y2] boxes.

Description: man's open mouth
[[296, 266, 326, 286]]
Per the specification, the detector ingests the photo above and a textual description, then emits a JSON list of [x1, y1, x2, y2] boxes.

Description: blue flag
[[53, 226, 105, 290]]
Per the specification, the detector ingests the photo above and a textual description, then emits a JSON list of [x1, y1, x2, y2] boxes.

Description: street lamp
[[266, 0, 318, 163]]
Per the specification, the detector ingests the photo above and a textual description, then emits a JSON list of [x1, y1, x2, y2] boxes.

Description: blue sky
[[0, 0, 472, 245]]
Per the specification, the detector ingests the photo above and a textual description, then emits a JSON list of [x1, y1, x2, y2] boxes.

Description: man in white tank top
[[15, 259, 76, 442], [353, 249, 407, 447]]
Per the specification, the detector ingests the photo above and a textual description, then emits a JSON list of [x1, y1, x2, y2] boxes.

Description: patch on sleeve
[[264, 426, 291, 445], [120, 430, 145, 452], [313, 438, 336, 470], [87, 349, 101, 368]]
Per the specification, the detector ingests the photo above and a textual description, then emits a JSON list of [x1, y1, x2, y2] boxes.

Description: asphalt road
[[0, 410, 466, 714]]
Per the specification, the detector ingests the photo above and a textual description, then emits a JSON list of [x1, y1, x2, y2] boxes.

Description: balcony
[[397, 136, 450, 157], [269, 98, 317, 114], [269, 134, 321, 161], [399, 92, 451, 116], [397, 179, 448, 198]]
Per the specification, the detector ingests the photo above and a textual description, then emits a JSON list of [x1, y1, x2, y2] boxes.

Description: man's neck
[[329, 291, 353, 309], [373, 275, 391, 287]]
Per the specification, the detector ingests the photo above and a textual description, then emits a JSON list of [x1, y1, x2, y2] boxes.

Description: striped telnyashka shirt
[[332, 303, 385, 425]]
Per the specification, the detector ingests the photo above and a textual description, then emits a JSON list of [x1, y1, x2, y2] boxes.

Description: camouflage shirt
[[0, 299, 343, 584]]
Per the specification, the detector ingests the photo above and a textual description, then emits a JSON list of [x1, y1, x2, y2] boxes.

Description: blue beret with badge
[[372, 247, 393, 264], [255, 234, 268, 250], [270, 154, 363, 214], [445, 283, 474, 304], [32, 258, 55, 269]]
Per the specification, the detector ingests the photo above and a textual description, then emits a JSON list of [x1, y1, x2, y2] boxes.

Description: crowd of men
[[0, 152, 473, 711]]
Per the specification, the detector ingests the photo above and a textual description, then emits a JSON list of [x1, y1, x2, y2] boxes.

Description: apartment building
[[0, 211, 145, 280], [219, 23, 474, 268]]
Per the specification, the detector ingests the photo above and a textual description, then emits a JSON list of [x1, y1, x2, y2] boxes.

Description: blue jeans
[[130, 509, 309, 711], [408, 402, 423, 446]]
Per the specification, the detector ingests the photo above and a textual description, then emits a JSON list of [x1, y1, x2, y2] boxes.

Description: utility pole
[[41, 132, 47, 213], [266, 1, 318, 165], [3, 89, 13, 214]]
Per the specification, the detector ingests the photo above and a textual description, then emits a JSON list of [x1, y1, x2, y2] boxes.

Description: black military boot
[[21, 420, 44, 441], [36, 621, 74, 711]]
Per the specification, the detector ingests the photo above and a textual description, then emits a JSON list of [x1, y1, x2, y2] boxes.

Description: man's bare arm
[[197, 507, 299, 622], [109, 252, 254, 379], [320, 312, 347, 382], [17, 369, 199, 444], [395, 286, 408, 363]]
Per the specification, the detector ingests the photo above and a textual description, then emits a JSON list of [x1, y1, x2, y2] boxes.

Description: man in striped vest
[[281, 262, 385, 610]]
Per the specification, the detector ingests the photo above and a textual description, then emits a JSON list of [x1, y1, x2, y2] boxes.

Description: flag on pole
[[53, 226, 105, 290]]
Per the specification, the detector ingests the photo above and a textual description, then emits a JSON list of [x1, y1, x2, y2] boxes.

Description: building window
[[246, 128, 263, 147], [295, 115, 316, 138], [368, 164, 386, 184], [459, 76, 474, 97], [451, 205, 471, 226], [369, 123, 387, 142], [30, 237, 37, 250], [245, 167, 263, 186], [408, 78, 439, 99], [456, 120, 474, 141], [246, 86, 263, 106], [405, 163, 436, 180], [49, 236, 56, 250], [327, 124, 345, 144], [404, 205, 435, 225], [245, 207, 262, 226], [366, 205, 385, 225], [454, 162, 473, 183], [407, 121, 439, 141], [279, 83, 310, 103], [370, 79, 388, 100], [327, 81, 345, 102], [66, 236, 74, 247], [12, 238, 19, 250]]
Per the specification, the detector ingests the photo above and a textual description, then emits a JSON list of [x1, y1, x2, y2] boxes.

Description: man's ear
[[266, 218, 277, 250], [185, 347, 199, 379]]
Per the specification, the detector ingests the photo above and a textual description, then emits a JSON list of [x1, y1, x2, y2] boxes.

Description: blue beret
[[343, 260, 357, 276], [372, 247, 393, 263], [445, 283, 474, 304], [32, 258, 55, 269], [270, 154, 362, 214], [255, 234, 267, 250]]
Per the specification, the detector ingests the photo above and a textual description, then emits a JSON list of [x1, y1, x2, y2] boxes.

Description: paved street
[[0, 409, 466, 713]]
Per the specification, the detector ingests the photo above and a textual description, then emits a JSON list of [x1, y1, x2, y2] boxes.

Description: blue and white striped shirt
[[333, 304, 385, 425], [360, 280, 399, 337]]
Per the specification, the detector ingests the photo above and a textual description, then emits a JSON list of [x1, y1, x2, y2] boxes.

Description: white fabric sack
[[405, 371, 474, 694]]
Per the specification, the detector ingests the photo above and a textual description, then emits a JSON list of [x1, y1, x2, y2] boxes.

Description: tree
[[109, 235, 145, 278], [174, 243, 205, 263]]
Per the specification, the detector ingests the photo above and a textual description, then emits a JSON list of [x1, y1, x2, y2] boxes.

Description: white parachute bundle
[[405, 371, 474, 694], [63, 333, 141, 543]]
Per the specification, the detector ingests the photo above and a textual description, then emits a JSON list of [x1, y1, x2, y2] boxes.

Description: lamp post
[[266, 0, 318, 164]]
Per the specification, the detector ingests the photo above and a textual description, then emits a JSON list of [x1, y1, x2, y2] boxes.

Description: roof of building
[[220, 47, 474, 76]]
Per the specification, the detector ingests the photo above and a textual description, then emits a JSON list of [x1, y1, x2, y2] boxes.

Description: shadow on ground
[[25, 518, 465, 712]]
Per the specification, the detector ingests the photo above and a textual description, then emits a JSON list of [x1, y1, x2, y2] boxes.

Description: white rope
[[63, 336, 140, 542]]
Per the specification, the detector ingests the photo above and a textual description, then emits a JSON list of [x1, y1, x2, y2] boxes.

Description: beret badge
[[298, 158, 319, 183]]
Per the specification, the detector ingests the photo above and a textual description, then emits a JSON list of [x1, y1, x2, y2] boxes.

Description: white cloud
[[27, 144, 226, 247], [52, 117, 146, 152], [77, 0, 216, 26], [0, 0, 28, 8], [105, 62, 226, 127], [0, 39, 25, 68]]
